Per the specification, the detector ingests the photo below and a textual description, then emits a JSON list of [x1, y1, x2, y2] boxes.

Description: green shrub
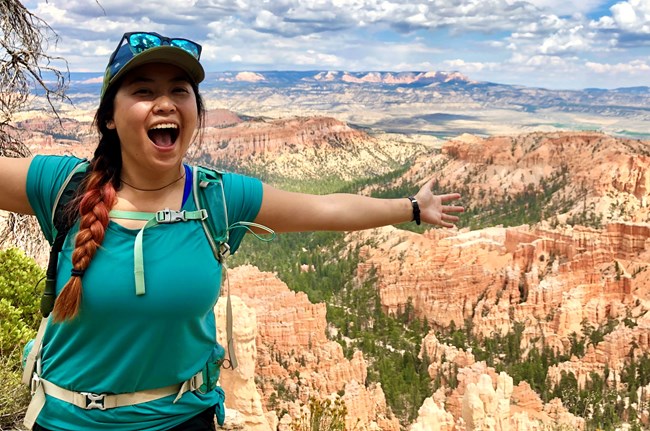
[[0, 348, 31, 429], [290, 397, 348, 431], [0, 247, 44, 429], [0, 247, 43, 358]]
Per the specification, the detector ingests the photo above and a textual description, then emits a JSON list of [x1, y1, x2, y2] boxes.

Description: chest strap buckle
[[156, 208, 208, 224]]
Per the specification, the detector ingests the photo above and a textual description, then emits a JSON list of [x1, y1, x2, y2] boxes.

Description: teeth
[[150, 123, 178, 130]]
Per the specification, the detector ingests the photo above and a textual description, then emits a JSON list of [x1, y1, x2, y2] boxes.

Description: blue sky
[[23, 0, 650, 90]]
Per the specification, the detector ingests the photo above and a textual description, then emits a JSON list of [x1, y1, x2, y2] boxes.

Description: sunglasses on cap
[[108, 32, 202, 65], [101, 31, 204, 99]]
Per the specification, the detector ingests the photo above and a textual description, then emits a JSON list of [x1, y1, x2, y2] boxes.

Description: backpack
[[21, 160, 273, 422]]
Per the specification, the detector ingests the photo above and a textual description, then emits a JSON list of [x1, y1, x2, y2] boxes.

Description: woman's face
[[108, 62, 198, 174]]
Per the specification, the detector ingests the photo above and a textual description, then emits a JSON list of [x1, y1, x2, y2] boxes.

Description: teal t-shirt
[[26, 155, 263, 430]]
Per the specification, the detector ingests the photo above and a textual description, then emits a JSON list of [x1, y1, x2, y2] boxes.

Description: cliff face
[[352, 221, 649, 349], [194, 115, 429, 181], [402, 132, 650, 224], [216, 265, 400, 431], [348, 220, 650, 429]]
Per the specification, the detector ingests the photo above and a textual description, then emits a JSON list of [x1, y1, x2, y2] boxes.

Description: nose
[[153, 95, 175, 114]]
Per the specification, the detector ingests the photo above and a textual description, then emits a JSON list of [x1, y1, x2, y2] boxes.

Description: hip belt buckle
[[81, 392, 106, 410]]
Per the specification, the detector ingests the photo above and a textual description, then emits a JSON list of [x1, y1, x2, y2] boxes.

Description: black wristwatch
[[407, 196, 421, 225]]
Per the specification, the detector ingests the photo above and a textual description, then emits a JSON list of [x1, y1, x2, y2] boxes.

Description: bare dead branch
[[0, 1, 70, 260], [0, 0, 70, 157]]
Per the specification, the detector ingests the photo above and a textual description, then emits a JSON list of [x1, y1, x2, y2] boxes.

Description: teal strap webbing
[[227, 221, 276, 243], [109, 210, 154, 221], [193, 166, 222, 261], [109, 209, 207, 296]]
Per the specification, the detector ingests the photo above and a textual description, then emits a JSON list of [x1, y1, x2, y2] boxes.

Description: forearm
[[307, 193, 414, 232], [255, 185, 414, 233]]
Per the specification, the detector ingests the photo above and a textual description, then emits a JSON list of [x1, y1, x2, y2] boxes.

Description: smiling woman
[[0, 30, 463, 431]]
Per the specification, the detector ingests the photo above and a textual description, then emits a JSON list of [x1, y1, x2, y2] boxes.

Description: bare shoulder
[[0, 156, 34, 214]]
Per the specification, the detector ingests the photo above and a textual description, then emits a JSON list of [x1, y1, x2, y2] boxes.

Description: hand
[[414, 178, 464, 228]]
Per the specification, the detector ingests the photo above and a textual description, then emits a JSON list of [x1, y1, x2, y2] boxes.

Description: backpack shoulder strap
[[192, 165, 275, 261], [193, 165, 230, 262], [41, 160, 90, 317], [50, 160, 90, 241]]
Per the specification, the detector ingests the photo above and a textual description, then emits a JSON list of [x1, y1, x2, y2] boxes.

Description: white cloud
[[507, 52, 577, 73], [33, 2, 75, 26], [586, 59, 650, 74], [525, 0, 609, 16], [443, 59, 497, 73], [610, 0, 650, 33], [293, 50, 344, 66], [538, 25, 595, 54], [591, 0, 650, 41], [592, 15, 617, 29]]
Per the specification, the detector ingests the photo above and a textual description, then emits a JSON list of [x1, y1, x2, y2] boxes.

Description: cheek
[[183, 107, 199, 138], [113, 105, 149, 134]]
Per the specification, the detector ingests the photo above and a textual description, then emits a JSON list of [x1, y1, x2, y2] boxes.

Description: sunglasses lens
[[171, 39, 200, 58], [127, 33, 163, 54]]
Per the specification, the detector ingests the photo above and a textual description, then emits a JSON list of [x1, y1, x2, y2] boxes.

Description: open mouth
[[147, 123, 179, 148]]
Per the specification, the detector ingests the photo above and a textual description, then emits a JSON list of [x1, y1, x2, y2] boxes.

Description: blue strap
[[182, 164, 192, 206]]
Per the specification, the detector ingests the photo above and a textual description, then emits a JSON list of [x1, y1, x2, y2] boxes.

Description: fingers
[[420, 184, 464, 227], [439, 193, 462, 202], [442, 213, 460, 222], [443, 205, 465, 213]]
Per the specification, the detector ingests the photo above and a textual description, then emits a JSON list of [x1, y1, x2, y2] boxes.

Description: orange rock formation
[[219, 265, 400, 431], [348, 218, 649, 428]]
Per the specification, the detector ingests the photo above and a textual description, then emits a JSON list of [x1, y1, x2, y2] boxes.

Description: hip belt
[[23, 370, 204, 429]]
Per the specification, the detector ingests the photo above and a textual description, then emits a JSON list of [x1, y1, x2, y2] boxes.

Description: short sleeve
[[221, 172, 263, 254], [26, 155, 83, 244]]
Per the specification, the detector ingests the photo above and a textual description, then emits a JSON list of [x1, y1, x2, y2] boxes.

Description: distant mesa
[[312, 70, 473, 85], [312, 71, 339, 81], [214, 71, 266, 82], [235, 71, 265, 82], [207, 70, 472, 86]]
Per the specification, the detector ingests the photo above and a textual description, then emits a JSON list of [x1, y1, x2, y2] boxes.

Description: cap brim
[[109, 46, 205, 89]]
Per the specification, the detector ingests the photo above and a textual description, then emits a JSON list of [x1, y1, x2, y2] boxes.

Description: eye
[[173, 86, 191, 94], [133, 87, 153, 95]]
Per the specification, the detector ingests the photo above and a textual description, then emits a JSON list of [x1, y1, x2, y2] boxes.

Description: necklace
[[121, 171, 185, 192]]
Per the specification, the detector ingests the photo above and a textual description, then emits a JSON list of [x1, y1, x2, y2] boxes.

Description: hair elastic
[[71, 268, 85, 277]]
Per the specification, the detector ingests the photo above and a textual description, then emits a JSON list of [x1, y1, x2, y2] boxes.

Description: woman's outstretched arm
[[254, 178, 463, 233], [0, 156, 34, 215]]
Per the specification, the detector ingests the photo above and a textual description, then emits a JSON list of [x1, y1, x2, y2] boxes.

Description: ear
[[106, 119, 116, 129]]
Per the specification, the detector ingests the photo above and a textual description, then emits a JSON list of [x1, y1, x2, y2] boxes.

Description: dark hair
[[52, 75, 206, 321]]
